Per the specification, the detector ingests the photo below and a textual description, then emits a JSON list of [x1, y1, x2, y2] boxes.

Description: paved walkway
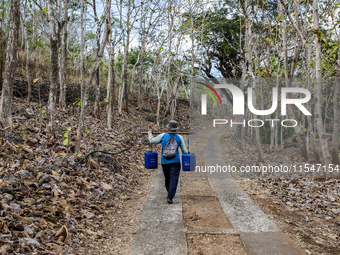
[[130, 169, 187, 255], [206, 126, 304, 255], [130, 126, 305, 255]]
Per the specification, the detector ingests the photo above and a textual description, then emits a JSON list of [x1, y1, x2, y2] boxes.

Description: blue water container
[[182, 153, 196, 171], [145, 151, 158, 169]]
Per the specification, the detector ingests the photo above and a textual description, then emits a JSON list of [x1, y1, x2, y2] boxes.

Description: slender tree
[[46, 0, 62, 132], [0, 0, 20, 127], [313, 0, 331, 173], [59, 0, 68, 110], [240, 0, 263, 162], [137, 0, 162, 109], [0, 0, 5, 92], [280, 0, 309, 161], [76, 0, 111, 153], [123, 0, 133, 114], [75, 0, 86, 153], [23, 0, 32, 104], [331, 25, 340, 164], [93, 0, 106, 118], [107, 32, 117, 130]]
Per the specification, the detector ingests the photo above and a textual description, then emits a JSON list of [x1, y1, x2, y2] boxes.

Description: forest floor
[[0, 80, 189, 254], [0, 80, 339, 254]]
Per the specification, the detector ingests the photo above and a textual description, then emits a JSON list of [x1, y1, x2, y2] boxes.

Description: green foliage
[[63, 127, 72, 146], [86, 32, 96, 40], [88, 95, 95, 102], [63, 139, 69, 146], [38, 108, 46, 114], [320, 30, 339, 76], [115, 47, 153, 76], [16, 130, 30, 135], [259, 115, 294, 145], [73, 98, 81, 106], [128, 48, 141, 66], [189, 8, 244, 78]]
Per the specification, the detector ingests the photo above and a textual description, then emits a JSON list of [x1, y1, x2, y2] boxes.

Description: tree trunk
[[0, 0, 5, 92], [59, 0, 68, 110], [313, 0, 331, 176], [138, 5, 145, 109], [117, 0, 124, 115], [240, 42, 247, 151], [76, 0, 86, 153], [0, 0, 20, 127], [24, 1, 31, 104], [156, 95, 161, 126], [331, 33, 340, 164], [165, 2, 174, 114], [94, 65, 100, 118], [138, 45, 144, 109], [123, 0, 132, 114], [47, 0, 61, 133], [93, 0, 101, 118], [189, 0, 194, 124], [305, 46, 320, 162], [47, 38, 59, 132], [21, 16, 24, 49], [243, 1, 263, 162], [118, 73, 124, 115], [281, 2, 308, 160], [107, 45, 116, 129], [76, 0, 111, 153], [274, 42, 282, 153]]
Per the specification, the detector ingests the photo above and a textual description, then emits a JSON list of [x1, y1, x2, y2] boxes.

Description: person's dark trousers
[[161, 163, 181, 200]]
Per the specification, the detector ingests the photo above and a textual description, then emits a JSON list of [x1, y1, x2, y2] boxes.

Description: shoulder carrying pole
[[141, 131, 192, 135]]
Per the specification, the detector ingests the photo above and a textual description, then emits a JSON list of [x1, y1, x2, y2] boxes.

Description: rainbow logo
[[197, 82, 222, 106]]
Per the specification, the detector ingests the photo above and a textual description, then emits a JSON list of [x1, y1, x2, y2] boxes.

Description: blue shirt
[[148, 132, 188, 164]]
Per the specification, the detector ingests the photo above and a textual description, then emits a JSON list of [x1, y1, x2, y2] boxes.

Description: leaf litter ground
[[0, 91, 190, 254]]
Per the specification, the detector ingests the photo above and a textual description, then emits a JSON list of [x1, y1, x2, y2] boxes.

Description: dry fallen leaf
[[55, 225, 68, 242], [37, 217, 47, 226], [0, 245, 7, 255], [42, 205, 57, 215], [51, 170, 60, 177], [22, 177, 36, 187], [189, 211, 199, 221], [76, 177, 91, 190], [65, 206, 73, 214], [13, 214, 33, 225], [101, 182, 113, 190], [120, 195, 130, 200], [0, 220, 11, 235]]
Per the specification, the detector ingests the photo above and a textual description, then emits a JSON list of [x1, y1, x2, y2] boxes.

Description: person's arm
[[148, 131, 165, 144], [178, 135, 188, 154]]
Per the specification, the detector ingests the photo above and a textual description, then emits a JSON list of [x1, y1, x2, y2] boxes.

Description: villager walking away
[[148, 120, 188, 204]]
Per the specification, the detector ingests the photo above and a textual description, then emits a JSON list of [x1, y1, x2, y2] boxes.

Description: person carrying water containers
[[148, 120, 188, 204]]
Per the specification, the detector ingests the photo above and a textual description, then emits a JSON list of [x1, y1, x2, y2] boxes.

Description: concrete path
[[205, 126, 304, 255], [130, 168, 187, 255], [131, 125, 305, 255]]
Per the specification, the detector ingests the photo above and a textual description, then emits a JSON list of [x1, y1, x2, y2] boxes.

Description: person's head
[[166, 120, 179, 132]]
